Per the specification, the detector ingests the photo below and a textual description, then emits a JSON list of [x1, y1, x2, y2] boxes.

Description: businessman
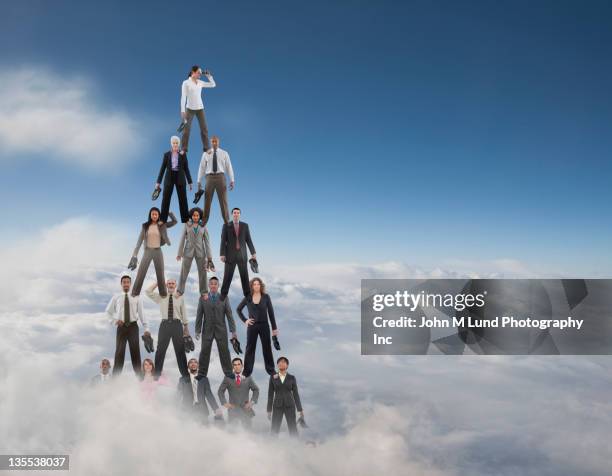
[[180, 65, 215, 153], [146, 280, 190, 378], [217, 358, 259, 428], [195, 276, 237, 378], [196, 135, 234, 225], [156, 136, 193, 223], [105, 275, 150, 376], [90, 358, 111, 385], [178, 358, 222, 424], [219, 208, 256, 300]]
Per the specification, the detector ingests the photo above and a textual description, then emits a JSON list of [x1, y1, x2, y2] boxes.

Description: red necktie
[[236, 374, 241, 386]]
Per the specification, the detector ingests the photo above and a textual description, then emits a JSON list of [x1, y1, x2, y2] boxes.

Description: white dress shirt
[[190, 373, 199, 404], [105, 292, 149, 331], [180, 76, 216, 113], [145, 284, 188, 325], [197, 147, 234, 184]]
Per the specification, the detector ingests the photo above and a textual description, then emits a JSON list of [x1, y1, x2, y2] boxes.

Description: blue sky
[[2, 0, 612, 273]]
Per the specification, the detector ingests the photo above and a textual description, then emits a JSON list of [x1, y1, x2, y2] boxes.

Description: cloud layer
[[0, 68, 143, 169], [1, 217, 612, 475]]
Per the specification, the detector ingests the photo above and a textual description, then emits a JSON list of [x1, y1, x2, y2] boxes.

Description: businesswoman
[[129, 207, 177, 297], [176, 207, 214, 296], [155, 135, 193, 223], [237, 278, 278, 377]]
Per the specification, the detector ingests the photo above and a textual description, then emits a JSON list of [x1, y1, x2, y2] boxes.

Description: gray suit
[[195, 294, 236, 377], [177, 221, 212, 295], [217, 374, 259, 428]]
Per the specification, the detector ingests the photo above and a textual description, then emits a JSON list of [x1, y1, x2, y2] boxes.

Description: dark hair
[[188, 65, 200, 78], [232, 357, 243, 365], [143, 207, 162, 231], [209, 276, 219, 283], [232, 207, 241, 213], [120, 275, 131, 282], [189, 207, 203, 222], [277, 356, 289, 365], [249, 277, 265, 295]]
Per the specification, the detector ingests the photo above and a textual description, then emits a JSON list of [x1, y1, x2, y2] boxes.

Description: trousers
[[132, 247, 166, 297], [112, 322, 141, 375], [182, 108, 209, 152], [154, 319, 188, 377]]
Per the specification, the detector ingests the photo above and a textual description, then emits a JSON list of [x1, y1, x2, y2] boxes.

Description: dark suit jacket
[[178, 375, 219, 416], [267, 373, 302, 412], [195, 294, 236, 339], [157, 150, 193, 186], [220, 221, 255, 263], [237, 293, 277, 330]]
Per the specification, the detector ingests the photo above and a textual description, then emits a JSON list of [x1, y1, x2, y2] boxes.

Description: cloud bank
[[1, 217, 611, 475], [0, 68, 143, 169]]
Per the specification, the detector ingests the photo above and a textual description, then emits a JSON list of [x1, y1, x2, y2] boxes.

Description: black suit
[[220, 221, 256, 298], [237, 294, 277, 377], [178, 374, 219, 424], [267, 373, 302, 436], [157, 150, 193, 223]]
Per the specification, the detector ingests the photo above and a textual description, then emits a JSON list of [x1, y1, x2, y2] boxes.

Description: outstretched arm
[[145, 282, 161, 304]]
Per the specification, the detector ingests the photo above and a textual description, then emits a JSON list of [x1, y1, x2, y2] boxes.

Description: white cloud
[[2, 217, 612, 475], [0, 68, 144, 169]]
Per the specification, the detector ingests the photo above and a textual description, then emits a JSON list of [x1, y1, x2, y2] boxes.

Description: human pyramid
[[96, 65, 305, 437]]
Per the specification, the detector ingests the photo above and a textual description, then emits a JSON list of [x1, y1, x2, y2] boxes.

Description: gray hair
[[170, 135, 181, 145]]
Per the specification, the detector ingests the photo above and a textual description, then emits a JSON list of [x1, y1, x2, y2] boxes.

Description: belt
[[206, 173, 224, 176]]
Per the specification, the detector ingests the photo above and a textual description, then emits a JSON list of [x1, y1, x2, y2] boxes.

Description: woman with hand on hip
[[129, 207, 177, 297], [237, 278, 278, 377], [176, 207, 214, 297]]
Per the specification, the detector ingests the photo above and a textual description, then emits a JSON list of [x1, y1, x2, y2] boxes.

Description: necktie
[[212, 148, 218, 173], [234, 222, 240, 250], [168, 295, 174, 320], [192, 376, 198, 403], [236, 374, 241, 386], [124, 294, 131, 325], [210, 294, 216, 303]]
